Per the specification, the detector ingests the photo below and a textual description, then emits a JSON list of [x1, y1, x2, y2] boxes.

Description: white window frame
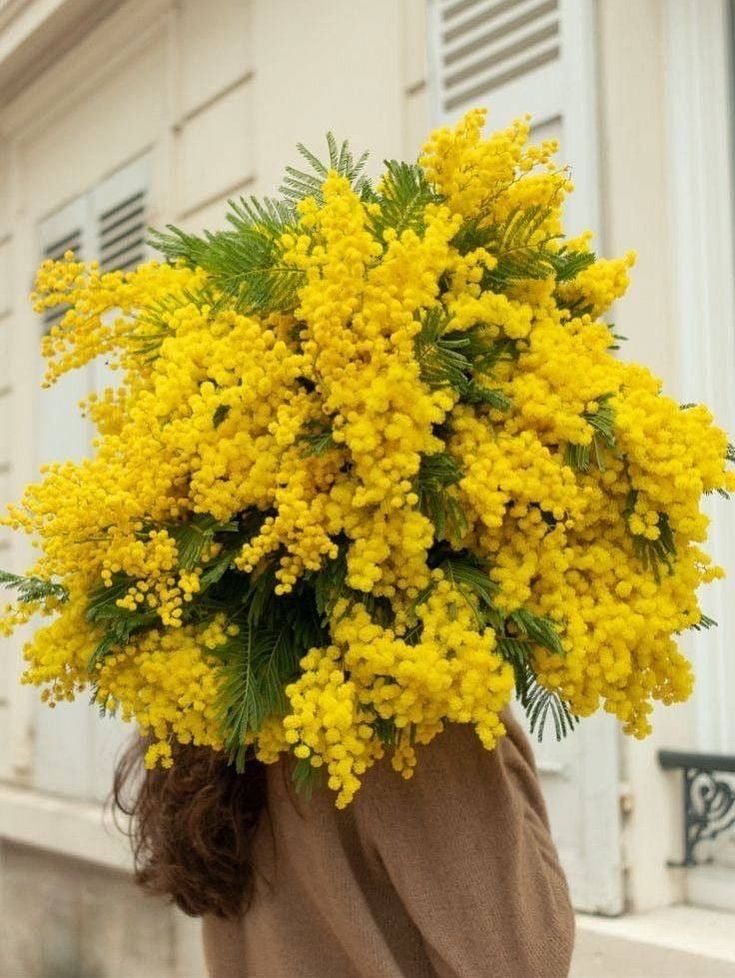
[[663, 0, 735, 913], [664, 0, 735, 758]]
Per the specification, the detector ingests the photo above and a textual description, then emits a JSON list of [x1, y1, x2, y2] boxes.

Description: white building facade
[[0, 1, 734, 975]]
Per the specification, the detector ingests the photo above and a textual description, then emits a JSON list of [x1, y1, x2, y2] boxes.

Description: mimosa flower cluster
[[2, 108, 732, 807]]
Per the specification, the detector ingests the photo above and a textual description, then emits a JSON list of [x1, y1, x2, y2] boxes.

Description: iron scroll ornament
[[658, 749, 735, 867]]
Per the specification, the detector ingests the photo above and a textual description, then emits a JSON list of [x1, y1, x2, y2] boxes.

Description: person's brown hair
[[112, 737, 267, 918]]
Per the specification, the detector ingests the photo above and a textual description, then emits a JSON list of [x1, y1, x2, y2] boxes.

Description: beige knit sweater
[[202, 714, 574, 978]]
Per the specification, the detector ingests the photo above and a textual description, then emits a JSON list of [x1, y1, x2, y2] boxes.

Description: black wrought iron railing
[[658, 749, 735, 867]]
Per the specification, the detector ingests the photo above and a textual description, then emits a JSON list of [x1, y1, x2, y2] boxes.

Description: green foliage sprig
[[565, 394, 617, 472], [415, 451, 467, 541], [0, 570, 68, 604]]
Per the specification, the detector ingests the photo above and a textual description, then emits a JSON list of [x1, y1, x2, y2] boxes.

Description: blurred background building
[[0, 1, 734, 976]]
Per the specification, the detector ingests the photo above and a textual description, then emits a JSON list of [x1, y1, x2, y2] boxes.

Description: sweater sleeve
[[354, 720, 575, 978]]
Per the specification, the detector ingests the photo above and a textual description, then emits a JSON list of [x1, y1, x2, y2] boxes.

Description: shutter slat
[[99, 202, 145, 239], [444, 42, 559, 110], [98, 189, 145, 224], [43, 229, 83, 261], [98, 188, 147, 273], [101, 243, 145, 271], [100, 221, 146, 260], [443, 13, 560, 85], [42, 228, 83, 331], [442, 0, 554, 43], [434, 0, 561, 116], [442, 0, 493, 25], [442, 1, 558, 63]]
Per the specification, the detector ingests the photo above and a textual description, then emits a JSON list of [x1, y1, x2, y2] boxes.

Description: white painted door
[[427, 0, 623, 913], [34, 158, 150, 802]]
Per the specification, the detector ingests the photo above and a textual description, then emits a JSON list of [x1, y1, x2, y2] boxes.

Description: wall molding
[[176, 174, 256, 222], [0, 781, 131, 871], [0, 0, 122, 107], [0, 0, 171, 138], [174, 68, 254, 131]]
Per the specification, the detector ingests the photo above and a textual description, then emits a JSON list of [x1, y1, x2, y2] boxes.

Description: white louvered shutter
[[90, 158, 151, 400], [432, 0, 562, 121], [94, 157, 150, 274], [427, 0, 623, 915], [33, 158, 150, 802], [428, 0, 601, 238], [40, 219, 85, 334], [89, 157, 152, 801], [34, 195, 96, 798]]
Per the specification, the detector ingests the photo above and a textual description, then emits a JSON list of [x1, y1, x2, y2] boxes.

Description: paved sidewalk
[[571, 906, 735, 978]]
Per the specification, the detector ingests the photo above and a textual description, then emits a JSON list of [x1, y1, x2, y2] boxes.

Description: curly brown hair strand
[[112, 737, 267, 918]]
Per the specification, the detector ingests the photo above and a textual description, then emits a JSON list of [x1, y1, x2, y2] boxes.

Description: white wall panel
[[178, 190, 247, 235], [0, 145, 9, 234], [252, 0, 404, 194], [0, 236, 11, 315], [179, 0, 253, 114], [0, 307, 10, 391], [402, 0, 429, 92], [179, 79, 254, 213], [23, 36, 165, 220], [404, 86, 430, 157]]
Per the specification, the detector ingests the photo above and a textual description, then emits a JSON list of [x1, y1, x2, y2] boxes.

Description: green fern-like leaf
[[198, 510, 267, 589], [410, 554, 575, 741], [633, 513, 676, 581], [310, 547, 349, 622], [496, 635, 577, 741], [291, 757, 324, 798], [523, 676, 578, 742], [226, 195, 295, 236], [214, 583, 326, 772], [461, 380, 511, 411], [84, 573, 159, 672], [440, 556, 498, 608], [508, 608, 565, 656], [414, 307, 472, 391], [214, 620, 301, 771], [166, 513, 238, 572], [415, 452, 467, 541], [149, 215, 304, 316], [605, 322, 627, 350], [369, 160, 439, 240], [87, 614, 157, 673], [0, 570, 68, 604], [436, 555, 500, 629], [372, 715, 399, 747], [482, 205, 560, 287], [691, 613, 717, 631], [546, 247, 597, 282], [565, 393, 616, 472], [453, 202, 595, 290], [623, 491, 676, 581], [85, 574, 137, 624], [414, 308, 514, 411], [280, 133, 370, 206], [297, 419, 337, 458], [132, 284, 219, 361]]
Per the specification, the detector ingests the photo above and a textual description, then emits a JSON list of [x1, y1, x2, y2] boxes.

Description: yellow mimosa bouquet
[[2, 109, 732, 807]]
